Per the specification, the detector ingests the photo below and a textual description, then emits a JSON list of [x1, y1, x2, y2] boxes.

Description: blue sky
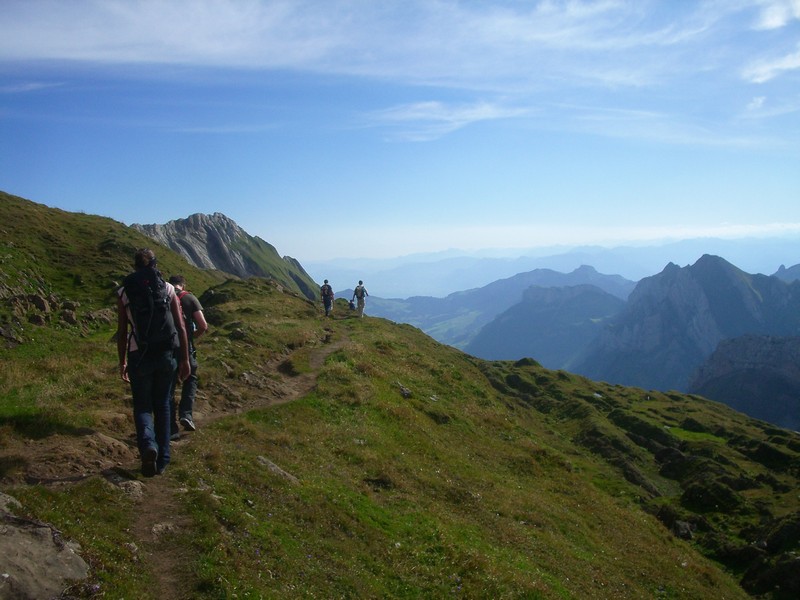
[[1, 0, 799, 263]]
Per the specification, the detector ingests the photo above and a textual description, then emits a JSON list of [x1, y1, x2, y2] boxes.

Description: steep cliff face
[[575, 255, 800, 392], [688, 335, 800, 430], [134, 213, 247, 274], [132, 213, 318, 300]]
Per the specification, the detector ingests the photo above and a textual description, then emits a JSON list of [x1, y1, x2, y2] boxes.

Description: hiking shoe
[[170, 432, 181, 441], [141, 446, 158, 478], [180, 416, 196, 432]]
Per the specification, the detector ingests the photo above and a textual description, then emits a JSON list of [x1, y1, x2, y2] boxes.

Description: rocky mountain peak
[[133, 213, 251, 276], [576, 255, 800, 392], [131, 212, 318, 300]]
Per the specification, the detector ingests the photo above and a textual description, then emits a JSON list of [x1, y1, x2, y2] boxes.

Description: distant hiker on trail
[[352, 280, 369, 317], [168, 275, 208, 439], [320, 279, 334, 317], [116, 249, 190, 477]]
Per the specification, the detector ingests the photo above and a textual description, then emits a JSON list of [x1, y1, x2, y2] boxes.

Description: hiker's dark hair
[[134, 248, 156, 269], [169, 275, 186, 287]]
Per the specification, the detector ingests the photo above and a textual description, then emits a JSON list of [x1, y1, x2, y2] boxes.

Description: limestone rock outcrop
[[132, 213, 317, 300]]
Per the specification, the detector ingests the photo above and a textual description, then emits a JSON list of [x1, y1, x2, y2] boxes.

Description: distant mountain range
[[306, 236, 800, 298], [132, 213, 318, 300], [464, 284, 625, 369], [367, 254, 800, 430], [575, 255, 800, 395], [367, 265, 635, 350]]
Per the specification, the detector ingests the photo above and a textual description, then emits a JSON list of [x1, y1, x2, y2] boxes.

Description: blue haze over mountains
[[360, 254, 800, 430], [306, 236, 799, 299]]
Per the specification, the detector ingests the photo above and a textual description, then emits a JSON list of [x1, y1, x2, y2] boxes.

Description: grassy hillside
[[0, 191, 226, 316], [1, 193, 798, 599]]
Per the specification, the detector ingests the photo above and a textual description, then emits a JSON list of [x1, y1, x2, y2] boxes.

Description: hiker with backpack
[[116, 249, 190, 477], [320, 279, 334, 317], [168, 275, 208, 438], [352, 280, 369, 317]]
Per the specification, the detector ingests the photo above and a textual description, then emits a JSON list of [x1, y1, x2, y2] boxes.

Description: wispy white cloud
[[747, 96, 767, 110], [753, 0, 800, 29], [168, 123, 278, 134], [0, 0, 347, 68], [1, 1, 798, 148], [367, 100, 530, 141], [742, 43, 800, 82], [739, 95, 800, 120], [0, 1, 753, 89], [0, 81, 64, 93]]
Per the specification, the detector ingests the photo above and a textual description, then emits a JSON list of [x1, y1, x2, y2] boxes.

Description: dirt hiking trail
[[130, 330, 347, 597], [0, 327, 348, 599]]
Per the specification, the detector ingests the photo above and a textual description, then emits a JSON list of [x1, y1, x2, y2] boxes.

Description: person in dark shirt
[[168, 275, 208, 437]]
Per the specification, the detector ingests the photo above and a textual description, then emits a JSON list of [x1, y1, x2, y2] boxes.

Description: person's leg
[[128, 353, 158, 475], [151, 350, 177, 473], [169, 368, 180, 439], [179, 353, 198, 430]]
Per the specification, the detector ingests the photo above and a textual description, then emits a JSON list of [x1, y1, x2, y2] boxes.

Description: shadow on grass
[[0, 455, 27, 480], [0, 414, 94, 440]]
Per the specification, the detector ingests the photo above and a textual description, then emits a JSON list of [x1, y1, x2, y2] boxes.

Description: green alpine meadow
[[1, 191, 798, 599]]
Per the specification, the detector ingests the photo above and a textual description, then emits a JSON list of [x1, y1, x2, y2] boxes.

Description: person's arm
[[116, 295, 130, 382], [171, 295, 191, 381], [192, 309, 208, 339]]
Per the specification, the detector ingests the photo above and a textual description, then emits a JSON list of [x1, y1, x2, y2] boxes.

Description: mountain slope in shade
[[369, 265, 634, 349], [465, 284, 625, 368], [688, 334, 800, 430], [133, 213, 318, 300], [574, 254, 800, 391]]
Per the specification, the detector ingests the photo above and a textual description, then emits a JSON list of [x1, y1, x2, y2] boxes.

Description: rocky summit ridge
[[133, 213, 251, 275], [132, 213, 318, 300], [575, 254, 800, 392]]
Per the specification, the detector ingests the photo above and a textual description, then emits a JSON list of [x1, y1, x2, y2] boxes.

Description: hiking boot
[[141, 446, 158, 478], [180, 416, 196, 432]]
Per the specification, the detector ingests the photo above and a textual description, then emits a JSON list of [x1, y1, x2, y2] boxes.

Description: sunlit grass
[[6, 478, 149, 598], [0, 205, 793, 599]]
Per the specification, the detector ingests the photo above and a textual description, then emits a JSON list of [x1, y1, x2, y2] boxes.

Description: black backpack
[[123, 267, 179, 355]]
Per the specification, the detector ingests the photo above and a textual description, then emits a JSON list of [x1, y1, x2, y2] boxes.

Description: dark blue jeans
[[128, 349, 176, 470]]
